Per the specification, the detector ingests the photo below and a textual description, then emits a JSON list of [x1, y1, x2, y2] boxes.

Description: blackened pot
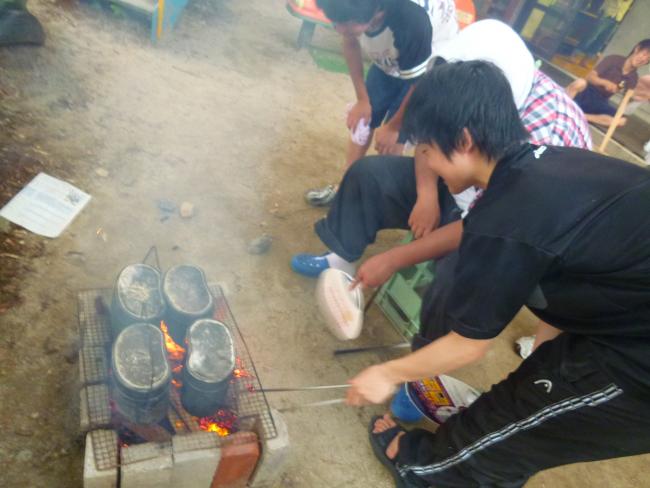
[[181, 319, 235, 417], [111, 323, 171, 425], [110, 264, 166, 337], [162, 264, 214, 344]]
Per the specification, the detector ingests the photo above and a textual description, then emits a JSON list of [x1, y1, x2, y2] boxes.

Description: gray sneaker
[[305, 184, 337, 207]]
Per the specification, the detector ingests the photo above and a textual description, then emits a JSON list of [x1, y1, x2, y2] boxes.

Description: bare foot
[[372, 414, 405, 460]]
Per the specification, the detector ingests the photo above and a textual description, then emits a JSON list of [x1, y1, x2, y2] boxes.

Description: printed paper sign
[[0, 172, 91, 238]]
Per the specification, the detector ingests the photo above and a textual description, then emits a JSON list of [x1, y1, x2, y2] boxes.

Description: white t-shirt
[[360, 0, 458, 80]]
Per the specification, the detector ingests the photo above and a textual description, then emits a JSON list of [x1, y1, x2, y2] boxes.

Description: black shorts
[[396, 334, 650, 487], [574, 84, 617, 117], [366, 64, 416, 142]]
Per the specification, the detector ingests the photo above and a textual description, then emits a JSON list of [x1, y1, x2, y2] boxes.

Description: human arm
[[346, 331, 492, 405], [342, 35, 371, 131], [374, 85, 416, 154], [532, 320, 562, 351], [354, 220, 462, 288], [408, 144, 442, 239]]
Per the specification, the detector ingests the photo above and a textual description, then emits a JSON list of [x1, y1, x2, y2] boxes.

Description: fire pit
[[78, 264, 286, 488]]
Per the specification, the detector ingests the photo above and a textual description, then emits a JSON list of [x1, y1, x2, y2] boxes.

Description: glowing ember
[[198, 410, 238, 437], [233, 357, 252, 379], [200, 421, 230, 437], [172, 379, 183, 389], [160, 321, 185, 361]]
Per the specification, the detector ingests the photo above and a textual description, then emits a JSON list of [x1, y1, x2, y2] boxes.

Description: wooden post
[[598, 89, 634, 154]]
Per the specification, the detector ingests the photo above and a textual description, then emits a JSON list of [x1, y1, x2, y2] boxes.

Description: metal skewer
[[277, 398, 346, 413], [333, 342, 410, 356], [256, 384, 351, 393]]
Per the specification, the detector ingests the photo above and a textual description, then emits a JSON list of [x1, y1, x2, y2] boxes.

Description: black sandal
[[368, 416, 411, 488]]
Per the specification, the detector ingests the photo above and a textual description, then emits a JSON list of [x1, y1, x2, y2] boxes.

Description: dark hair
[[631, 38, 650, 55], [403, 60, 529, 161], [316, 0, 384, 24]]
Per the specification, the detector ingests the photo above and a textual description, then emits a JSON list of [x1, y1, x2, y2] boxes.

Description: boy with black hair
[[292, 20, 591, 295], [305, 0, 457, 206], [567, 38, 650, 127], [344, 60, 650, 488]]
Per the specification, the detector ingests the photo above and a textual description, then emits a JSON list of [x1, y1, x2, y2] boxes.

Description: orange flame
[[160, 321, 186, 361], [199, 418, 230, 436]]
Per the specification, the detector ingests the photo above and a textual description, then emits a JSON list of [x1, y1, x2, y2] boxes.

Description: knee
[[575, 78, 588, 90], [344, 156, 381, 183], [567, 79, 587, 98]]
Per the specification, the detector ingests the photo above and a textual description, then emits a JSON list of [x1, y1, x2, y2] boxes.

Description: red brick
[[211, 432, 260, 488]]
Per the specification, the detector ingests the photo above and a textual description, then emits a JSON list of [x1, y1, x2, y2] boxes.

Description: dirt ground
[[0, 1, 648, 487]]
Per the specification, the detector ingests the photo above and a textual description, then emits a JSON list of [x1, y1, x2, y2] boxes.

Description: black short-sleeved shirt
[[447, 144, 650, 397], [360, 0, 433, 80]]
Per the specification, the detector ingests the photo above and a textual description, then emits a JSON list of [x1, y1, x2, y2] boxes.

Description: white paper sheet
[[0, 172, 91, 238]]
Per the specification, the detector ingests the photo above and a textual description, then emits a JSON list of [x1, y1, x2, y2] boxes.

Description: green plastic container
[[376, 234, 436, 339]]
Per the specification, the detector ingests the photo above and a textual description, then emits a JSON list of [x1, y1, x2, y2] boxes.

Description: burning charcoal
[[162, 265, 214, 344], [111, 323, 171, 425], [110, 264, 166, 337], [181, 319, 235, 417]]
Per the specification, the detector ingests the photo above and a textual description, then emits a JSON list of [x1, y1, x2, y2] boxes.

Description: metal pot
[[162, 265, 214, 344], [110, 264, 166, 337], [181, 319, 235, 417], [111, 323, 171, 425]]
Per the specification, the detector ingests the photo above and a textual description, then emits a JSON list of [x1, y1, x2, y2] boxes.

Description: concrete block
[[83, 431, 118, 488], [121, 442, 173, 488], [80, 384, 111, 433], [172, 432, 222, 488], [249, 409, 290, 488], [211, 431, 260, 488]]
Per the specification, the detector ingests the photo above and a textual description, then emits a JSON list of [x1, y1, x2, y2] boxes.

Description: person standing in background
[[304, 0, 458, 207]]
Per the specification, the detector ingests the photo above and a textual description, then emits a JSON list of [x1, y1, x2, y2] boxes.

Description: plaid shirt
[[519, 70, 593, 150], [466, 72, 592, 213]]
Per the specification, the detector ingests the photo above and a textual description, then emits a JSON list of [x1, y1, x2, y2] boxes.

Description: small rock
[[95, 168, 109, 178], [157, 199, 176, 213], [179, 201, 194, 219], [247, 234, 273, 255], [15, 449, 32, 462], [30, 412, 40, 420]]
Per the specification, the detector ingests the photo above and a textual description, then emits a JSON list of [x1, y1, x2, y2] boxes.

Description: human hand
[[408, 195, 440, 239], [354, 252, 398, 289], [347, 99, 372, 131], [604, 80, 620, 94], [346, 364, 398, 406], [374, 123, 400, 154]]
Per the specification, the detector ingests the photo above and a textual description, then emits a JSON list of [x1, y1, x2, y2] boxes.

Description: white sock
[[325, 252, 356, 275]]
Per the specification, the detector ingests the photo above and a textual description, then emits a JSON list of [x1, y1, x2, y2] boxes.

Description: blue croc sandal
[[291, 253, 330, 277], [369, 416, 414, 488]]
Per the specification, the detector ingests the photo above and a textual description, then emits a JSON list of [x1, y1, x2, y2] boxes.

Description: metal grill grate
[[79, 344, 109, 385], [78, 284, 277, 470], [210, 285, 277, 441], [90, 430, 119, 471]]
